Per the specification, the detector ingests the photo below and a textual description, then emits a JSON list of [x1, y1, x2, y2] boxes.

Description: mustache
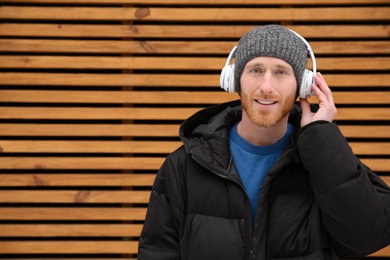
[[250, 93, 281, 100]]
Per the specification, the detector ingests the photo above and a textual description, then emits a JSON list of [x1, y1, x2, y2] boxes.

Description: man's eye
[[276, 70, 286, 75], [252, 68, 261, 73]]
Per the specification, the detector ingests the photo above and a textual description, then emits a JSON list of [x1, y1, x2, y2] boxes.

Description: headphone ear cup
[[220, 65, 228, 91], [220, 64, 236, 93], [299, 69, 314, 99]]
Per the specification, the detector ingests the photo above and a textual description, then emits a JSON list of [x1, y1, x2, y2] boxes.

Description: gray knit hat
[[234, 24, 308, 95]]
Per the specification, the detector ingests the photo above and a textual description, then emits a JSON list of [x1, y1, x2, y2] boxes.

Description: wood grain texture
[[0, 0, 388, 258]]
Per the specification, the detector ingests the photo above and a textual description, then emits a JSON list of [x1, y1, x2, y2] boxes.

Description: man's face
[[240, 56, 297, 127]]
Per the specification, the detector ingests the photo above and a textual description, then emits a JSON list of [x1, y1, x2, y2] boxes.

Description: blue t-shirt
[[229, 123, 294, 221]]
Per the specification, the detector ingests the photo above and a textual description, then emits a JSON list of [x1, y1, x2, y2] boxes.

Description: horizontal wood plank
[[0, 124, 180, 137], [0, 140, 181, 153], [2, 90, 237, 104], [0, 241, 138, 254], [0, 207, 147, 220], [1, 39, 389, 54], [0, 259, 135, 260], [0, 241, 388, 257], [377, 176, 390, 187], [0, 190, 151, 203], [0, 174, 388, 187], [1, 7, 389, 21], [331, 92, 390, 104], [0, 124, 388, 138], [0, 90, 389, 105], [370, 245, 390, 257], [360, 159, 390, 172], [349, 142, 390, 156], [0, 73, 218, 87], [0, 173, 156, 187], [0, 224, 143, 237], [339, 126, 390, 138], [0, 106, 199, 120], [2, 0, 389, 5], [335, 108, 390, 121], [1, 73, 390, 87], [0, 106, 388, 121], [1, 56, 389, 70], [0, 157, 165, 170], [2, 224, 390, 254], [0, 157, 387, 171], [1, 24, 389, 38], [0, 140, 387, 155]]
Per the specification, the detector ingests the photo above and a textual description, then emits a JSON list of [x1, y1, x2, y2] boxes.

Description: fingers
[[300, 73, 337, 126], [312, 73, 334, 104], [312, 72, 337, 120]]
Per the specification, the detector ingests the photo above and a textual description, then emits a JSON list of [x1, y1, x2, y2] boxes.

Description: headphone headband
[[288, 29, 316, 74], [220, 28, 316, 99]]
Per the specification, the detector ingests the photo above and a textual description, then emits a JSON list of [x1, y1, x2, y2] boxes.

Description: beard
[[241, 91, 296, 127]]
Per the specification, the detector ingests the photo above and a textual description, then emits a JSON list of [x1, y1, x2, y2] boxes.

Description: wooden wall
[[0, 0, 389, 259]]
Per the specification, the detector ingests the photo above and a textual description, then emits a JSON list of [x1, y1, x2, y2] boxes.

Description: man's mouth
[[255, 99, 277, 105]]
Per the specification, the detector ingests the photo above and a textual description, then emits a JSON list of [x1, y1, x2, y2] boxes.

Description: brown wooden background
[[0, 0, 389, 259]]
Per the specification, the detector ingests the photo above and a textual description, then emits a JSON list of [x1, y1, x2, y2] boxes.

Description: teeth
[[256, 100, 275, 105]]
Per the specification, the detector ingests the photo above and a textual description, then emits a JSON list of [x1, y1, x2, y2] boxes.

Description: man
[[138, 24, 390, 259]]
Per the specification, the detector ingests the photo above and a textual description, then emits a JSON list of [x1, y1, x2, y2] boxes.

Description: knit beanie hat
[[234, 24, 308, 95]]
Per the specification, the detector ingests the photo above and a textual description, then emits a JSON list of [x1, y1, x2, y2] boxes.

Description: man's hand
[[300, 72, 337, 127]]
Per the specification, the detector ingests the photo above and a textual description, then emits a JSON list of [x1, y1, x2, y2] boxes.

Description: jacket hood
[[179, 100, 242, 170], [179, 100, 306, 170]]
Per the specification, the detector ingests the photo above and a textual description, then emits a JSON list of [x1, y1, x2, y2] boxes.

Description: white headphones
[[220, 29, 317, 99]]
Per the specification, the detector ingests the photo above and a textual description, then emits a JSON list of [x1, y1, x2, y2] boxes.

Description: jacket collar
[[179, 100, 305, 171]]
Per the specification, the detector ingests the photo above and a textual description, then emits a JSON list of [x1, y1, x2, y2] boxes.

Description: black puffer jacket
[[138, 100, 390, 260]]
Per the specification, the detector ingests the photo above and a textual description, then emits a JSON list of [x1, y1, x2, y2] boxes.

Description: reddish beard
[[241, 91, 296, 127]]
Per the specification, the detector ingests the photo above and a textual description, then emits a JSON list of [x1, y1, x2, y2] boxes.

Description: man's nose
[[258, 72, 274, 94]]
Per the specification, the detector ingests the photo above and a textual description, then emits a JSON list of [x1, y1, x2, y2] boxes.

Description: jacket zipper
[[192, 145, 299, 258], [191, 154, 254, 260]]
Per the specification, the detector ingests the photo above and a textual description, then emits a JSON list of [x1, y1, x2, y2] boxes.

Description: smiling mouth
[[255, 99, 277, 105]]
